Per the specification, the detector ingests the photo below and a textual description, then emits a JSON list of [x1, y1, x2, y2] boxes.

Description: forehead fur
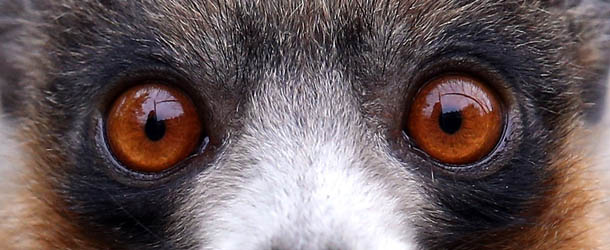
[[2, 1, 606, 105], [23, 0, 597, 124], [41, 0, 578, 69]]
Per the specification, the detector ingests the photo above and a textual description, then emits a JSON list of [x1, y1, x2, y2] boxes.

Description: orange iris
[[407, 75, 503, 164], [106, 84, 202, 172]]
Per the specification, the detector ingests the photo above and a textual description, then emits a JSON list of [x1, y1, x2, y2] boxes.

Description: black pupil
[[439, 110, 462, 134], [145, 111, 166, 141]]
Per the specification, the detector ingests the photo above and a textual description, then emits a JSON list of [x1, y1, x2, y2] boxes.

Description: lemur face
[[0, 0, 609, 249]]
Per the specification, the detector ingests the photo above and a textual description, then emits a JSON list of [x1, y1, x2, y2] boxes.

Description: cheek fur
[[472, 130, 608, 249], [0, 117, 104, 249]]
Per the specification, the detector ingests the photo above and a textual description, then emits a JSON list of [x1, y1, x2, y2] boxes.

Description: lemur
[[0, 0, 609, 249]]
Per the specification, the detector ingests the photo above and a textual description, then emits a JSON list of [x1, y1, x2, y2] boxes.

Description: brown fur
[[0, 122, 104, 249], [454, 132, 606, 249]]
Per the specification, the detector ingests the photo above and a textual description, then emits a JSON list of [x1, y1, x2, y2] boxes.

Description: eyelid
[[409, 56, 516, 102]]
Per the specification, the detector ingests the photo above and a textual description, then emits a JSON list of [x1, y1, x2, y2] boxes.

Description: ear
[[572, 1, 610, 124], [0, 0, 36, 117], [545, 0, 610, 123]]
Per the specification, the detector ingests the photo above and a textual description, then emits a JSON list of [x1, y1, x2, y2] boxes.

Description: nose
[[197, 143, 417, 250], [189, 75, 418, 250]]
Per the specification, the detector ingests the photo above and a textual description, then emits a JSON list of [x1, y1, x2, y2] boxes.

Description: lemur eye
[[106, 84, 202, 172], [406, 75, 503, 165]]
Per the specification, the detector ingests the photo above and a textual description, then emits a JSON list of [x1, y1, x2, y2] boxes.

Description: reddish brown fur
[[471, 148, 604, 249], [0, 122, 104, 249]]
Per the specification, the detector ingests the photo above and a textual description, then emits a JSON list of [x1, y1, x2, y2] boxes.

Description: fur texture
[[0, 0, 609, 249]]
